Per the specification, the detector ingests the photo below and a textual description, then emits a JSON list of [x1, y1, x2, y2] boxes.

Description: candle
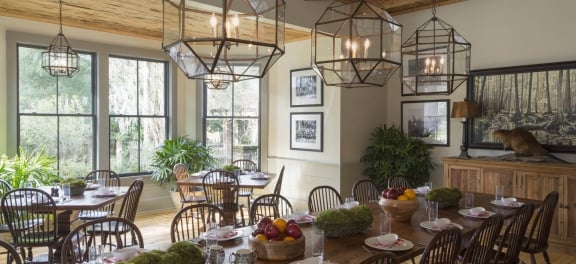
[[351, 41, 358, 58], [210, 13, 218, 38], [345, 39, 351, 58], [363, 39, 370, 59], [439, 57, 445, 73]]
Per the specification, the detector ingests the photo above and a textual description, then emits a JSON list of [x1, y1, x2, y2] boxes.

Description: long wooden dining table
[[172, 192, 540, 264], [176, 172, 276, 190]]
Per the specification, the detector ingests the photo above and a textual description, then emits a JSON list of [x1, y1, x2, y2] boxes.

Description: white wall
[[391, 0, 576, 186]]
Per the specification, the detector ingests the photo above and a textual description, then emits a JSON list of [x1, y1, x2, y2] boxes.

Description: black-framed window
[[17, 44, 96, 178], [203, 76, 261, 168], [108, 56, 168, 175]]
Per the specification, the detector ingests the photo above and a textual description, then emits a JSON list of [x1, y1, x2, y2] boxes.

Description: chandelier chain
[[58, 0, 63, 33], [432, 0, 437, 18]]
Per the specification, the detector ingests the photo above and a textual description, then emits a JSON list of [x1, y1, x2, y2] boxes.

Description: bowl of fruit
[[379, 188, 419, 222], [248, 217, 305, 261]]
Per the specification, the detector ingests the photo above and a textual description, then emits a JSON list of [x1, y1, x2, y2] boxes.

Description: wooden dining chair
[[80, 169, 121, 220], [60, 217, 144, 264], [352, 179, 380, 203], [460, 214, 504, 264], [520, 191, 559, 264], [231, 159, 258, 212], [249, 194, 293, 225], [202, 170, 245, 227], [493, 203, 535, 264], [170, 203, 224, 243], [174, 163, 206, 208], [0, 179, 13, 234], [387, 176, 412, 189], [307, 185, 343, 213], [1, 188, 61, 263], [360, 251, 399, 264], [0, 239, 23, 264], [419, 228, 462, 264]]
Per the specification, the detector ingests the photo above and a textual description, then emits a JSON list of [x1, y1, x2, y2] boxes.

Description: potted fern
[[360, 125, 434, 189], [0, 147, 59, 188]]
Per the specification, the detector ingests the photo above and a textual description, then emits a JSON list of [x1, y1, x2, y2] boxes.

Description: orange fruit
[[255, 234, 267, 241], [272, 218, 287, 233], [283, 236, 295, 241], [404, 189, 416, 200], [397, 195, 409, 201]]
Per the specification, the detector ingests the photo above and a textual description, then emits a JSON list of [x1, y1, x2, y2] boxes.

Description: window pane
[[234, 78, 259, 117], [19, 116, 58, 158], [59, 116, 94, 177], [138, 60, 165, 115], [233, 118, 259, 162], [205, 118, 232, 167], [109, 57, 137, 115], [207, 87, 232, 116], [140, 117, 166, 171], [109, 117, 139, 174], [18, 46, 57, 113], [58, 54, 93, 114]]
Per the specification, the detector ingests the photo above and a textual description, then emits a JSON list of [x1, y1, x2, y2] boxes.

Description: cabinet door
[[482, 169, 515, 197], [518, 171, 563, 240], [565, 175, 576, 242], [445, 166, 481, 192]]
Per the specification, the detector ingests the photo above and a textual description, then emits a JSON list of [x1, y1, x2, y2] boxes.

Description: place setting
[[419, 218, 464, 232], [364, 211, 414, 252]]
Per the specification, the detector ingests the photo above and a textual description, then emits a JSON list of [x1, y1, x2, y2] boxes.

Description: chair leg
[[530, 253, 536, 264], [543, 251, 551, 264]]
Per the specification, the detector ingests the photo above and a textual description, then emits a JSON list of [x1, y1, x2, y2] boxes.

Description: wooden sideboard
[[442, 156, 576, 253]]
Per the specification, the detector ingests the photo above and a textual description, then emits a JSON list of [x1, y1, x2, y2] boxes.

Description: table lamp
[[451, 100, 479, 158]]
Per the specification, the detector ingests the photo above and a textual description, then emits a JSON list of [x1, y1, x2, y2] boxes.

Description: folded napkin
[[502, 197, 518, 206], [468, 207, 486, 216]]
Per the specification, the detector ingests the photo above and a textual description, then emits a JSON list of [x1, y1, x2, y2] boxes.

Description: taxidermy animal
[[492, 128, 549, 157]]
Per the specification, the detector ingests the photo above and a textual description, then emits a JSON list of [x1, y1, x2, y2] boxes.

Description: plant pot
[[70, 186, 85, 196], [378, 197, 419, 222]]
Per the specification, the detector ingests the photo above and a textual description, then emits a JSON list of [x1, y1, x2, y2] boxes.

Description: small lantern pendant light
[[401, 0, 471, 95], [42, 0, 79, 77]]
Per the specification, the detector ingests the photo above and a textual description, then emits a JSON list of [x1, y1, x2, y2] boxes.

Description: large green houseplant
[[150, 136, 215, 191], [0, 147, 59, 188], [360, 125, 434, 188]]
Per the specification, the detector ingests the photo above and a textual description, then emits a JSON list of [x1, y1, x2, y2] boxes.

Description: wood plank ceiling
[[0, 0, 463, 42]]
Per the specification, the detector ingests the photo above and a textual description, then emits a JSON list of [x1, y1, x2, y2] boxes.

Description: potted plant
[[60, 177, 88, 196], [0, 147, 60, 188], [360, 125, 434, 189], [150, 136, 215, 193]]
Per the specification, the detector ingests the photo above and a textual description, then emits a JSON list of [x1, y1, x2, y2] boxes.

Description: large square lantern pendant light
[[312, 0, 402, 88], [41, 0, 79, 77], [401, 0, 471, 95], [162, 0, 286, 87]]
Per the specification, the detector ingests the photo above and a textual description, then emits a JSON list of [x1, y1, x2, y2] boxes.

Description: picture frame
[[401, 99, 450, 146], [290, 68, 323, 107], [290, 112, 323, 152], [402, 48, 449, 96], [467, 61, 576, 153]]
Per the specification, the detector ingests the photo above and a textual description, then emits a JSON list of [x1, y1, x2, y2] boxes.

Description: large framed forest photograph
[[468, 61, 576, 153]]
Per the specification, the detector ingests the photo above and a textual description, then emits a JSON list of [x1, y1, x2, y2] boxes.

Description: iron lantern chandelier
[[41, 0, 79, 77], [162, 0, 286, 86], [401, 0, 471, 95], [312, 0, 402, 88]]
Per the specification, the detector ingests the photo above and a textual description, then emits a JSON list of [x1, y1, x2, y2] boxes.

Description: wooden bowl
[[248, 235, 305, 261], [378, 197, 419, 222]]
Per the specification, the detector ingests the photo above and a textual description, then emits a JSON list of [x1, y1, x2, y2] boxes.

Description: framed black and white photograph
[[467, 61, 576, 153], [290, 68, 323, 107], [401, 100, 450, 146], [290, 112, 323, 152]]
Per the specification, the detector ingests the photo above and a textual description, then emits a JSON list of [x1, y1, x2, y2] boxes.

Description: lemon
[[397, 195, 409, 200], [283, 236, 295, 241], [272, 218, 287, 233], [255, 234, 267, 241], [404, 189, 416, 200]]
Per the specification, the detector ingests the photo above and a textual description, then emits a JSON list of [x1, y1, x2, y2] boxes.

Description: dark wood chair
[[174, 163, 206, 208], [360, 251, 399, 264], [520, 191, 559, 264], [0, 239, 23, 264], [460, 214, 504, 264], [202, 170, 245, 227], [231, 159, 258, 212], [170, 203, 223, 243], [352, 179, 380, 203], [80, 169, 121, 220], [60, 217, 144, 264], [387, 176, 412, 189], [307, 185, 343, 213], [1, 188, 61, 263], [419, 228, 462, 264], [249, 194, 293, 226], [0, 179, 13, 234], [249, 165, 285, 208], [493, 203, 535, 264]]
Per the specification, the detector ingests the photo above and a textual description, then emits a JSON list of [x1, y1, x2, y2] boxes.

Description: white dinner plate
[[250, 175, 270, 180], [458, 209, 496, 219], [292, 215, 315, 224], [419, 221, 463, 232], [490, 200, 524, 208], [289, 257, 337, 264], [364, 236, 414, 251], [205, 229, 244, 242]]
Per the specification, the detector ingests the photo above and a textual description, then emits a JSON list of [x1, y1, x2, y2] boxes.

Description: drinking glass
[[344, 197, 354, 208], [380, 212, 391, 235], [427, 201, 438, 221], [205, 222, 219, 252], [312, 227, 324, 258], [495, 185, 504, 201], [425, 181, 433, 191], [62, 183, 71, 203], [464, 192, 475, 209], [88, 245, 101, 264]]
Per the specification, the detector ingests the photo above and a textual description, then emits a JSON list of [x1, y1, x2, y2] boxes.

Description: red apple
[[286, 223, 302, 238], [286, 219, 297, 226], [251, 228, 264, 237], [385, 189, 399, 200], [381, 188, 390, 198], [257, 217, 272, 230], [264, 224, 280, 239]]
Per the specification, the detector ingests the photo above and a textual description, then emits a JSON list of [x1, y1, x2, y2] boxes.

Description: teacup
[[229, 248, 257, 264], [208, 245, 224, 264]]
